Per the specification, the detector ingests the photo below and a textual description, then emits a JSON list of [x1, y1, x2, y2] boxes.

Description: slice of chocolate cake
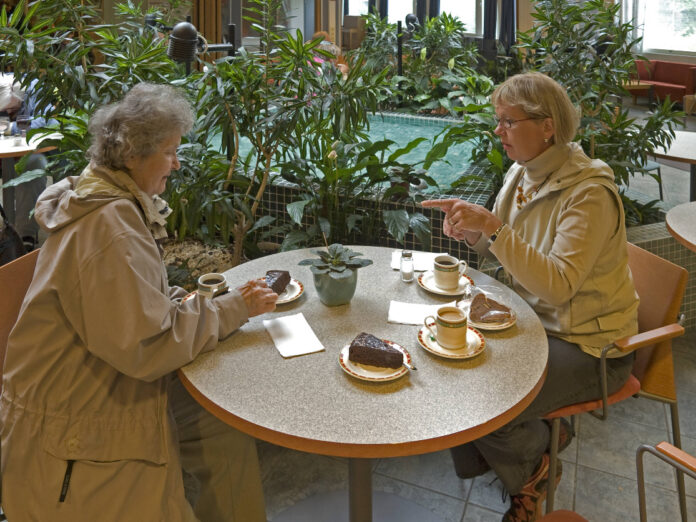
[[348, 332, 403, 369], [266, 270, 291, 295], [469, 293, 512, 323]]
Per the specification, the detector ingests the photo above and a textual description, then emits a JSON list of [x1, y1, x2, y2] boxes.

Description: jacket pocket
[[41, 415, 168, 464]]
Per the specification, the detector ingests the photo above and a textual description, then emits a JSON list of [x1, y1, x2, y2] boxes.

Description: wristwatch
[[489, 224, 506, 244]]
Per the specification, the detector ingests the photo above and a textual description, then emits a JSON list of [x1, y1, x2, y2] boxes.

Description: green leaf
[[287, 199, 312, 225], [382, 209, 410, 243]]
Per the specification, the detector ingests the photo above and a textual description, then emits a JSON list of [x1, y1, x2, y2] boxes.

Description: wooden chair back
[[627, 243, 688, 401], [0, 249, 39, 378]]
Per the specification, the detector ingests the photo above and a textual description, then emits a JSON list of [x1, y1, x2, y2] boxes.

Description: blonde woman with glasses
[[423, 72, 638, 521]]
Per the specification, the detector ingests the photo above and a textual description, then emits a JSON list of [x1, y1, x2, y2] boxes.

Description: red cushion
[[544, 374, 641, 419], [654, 61, 693, 84]]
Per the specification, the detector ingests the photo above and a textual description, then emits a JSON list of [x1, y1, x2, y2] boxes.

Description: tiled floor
[[259, 333, 696, 522], [259, 103, 696, 522]]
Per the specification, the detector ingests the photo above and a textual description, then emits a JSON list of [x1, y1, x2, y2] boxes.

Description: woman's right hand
[[237, 279, 277, 317]]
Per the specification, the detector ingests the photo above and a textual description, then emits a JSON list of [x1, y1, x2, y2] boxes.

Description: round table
[[666, 202, 696, 252], [179, 246, 548, 522]]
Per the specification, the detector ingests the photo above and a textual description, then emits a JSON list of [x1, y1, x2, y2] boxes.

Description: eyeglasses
[[493, 116, 544, 129]]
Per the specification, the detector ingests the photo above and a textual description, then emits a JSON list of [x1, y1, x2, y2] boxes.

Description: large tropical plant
[[516, 0, 683, 223]]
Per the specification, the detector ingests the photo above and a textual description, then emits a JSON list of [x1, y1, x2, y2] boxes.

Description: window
[[347, 0, 369, 16], [625, 0, 696, 54], [439, 0, 480, 35], [387, 0, 416, 25]]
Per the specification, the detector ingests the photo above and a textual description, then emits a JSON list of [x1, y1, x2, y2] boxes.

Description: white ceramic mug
[[197, 273, 229, 299], [433, 255, 467, 290], [424, 306, 469, 349]]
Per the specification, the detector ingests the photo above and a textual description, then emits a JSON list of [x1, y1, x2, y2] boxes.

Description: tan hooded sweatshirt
[[1, 164, 248, 521]]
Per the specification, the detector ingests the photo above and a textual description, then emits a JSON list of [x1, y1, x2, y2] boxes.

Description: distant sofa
[[635, 59, 696, 105]]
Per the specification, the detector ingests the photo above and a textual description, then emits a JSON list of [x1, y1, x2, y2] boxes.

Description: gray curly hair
[[87, 83, 194, 171]]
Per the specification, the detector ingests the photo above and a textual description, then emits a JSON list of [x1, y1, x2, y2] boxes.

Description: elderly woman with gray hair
[[1, 83, 275, 521], [423, 72, 638, 521]]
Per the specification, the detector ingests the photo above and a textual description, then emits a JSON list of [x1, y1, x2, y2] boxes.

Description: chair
[[0, 248, 40, 520], [638, 159, 664, 201], [341, 15, 366, 50], [637, 442, 696, 521], [545, 243, 688, 517]]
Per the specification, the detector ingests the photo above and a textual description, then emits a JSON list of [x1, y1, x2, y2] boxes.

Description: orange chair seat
[[545, 374, 641, 419]]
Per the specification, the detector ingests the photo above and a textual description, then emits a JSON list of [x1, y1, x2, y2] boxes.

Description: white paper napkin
[[390, 251, 446, 272], [263, 313, 325, 358], [388, 300, 457, 325]]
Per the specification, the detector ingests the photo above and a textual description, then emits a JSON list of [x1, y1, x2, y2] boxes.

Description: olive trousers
[[450, 335, 633, 495]]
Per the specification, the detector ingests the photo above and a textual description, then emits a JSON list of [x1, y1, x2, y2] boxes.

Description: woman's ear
[[543, 118, 555, 142]]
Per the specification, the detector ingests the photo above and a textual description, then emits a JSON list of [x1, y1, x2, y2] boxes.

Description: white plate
[[417, 325, 485, 359], [276, 278, 304, 304], [339, 340, 411, 382], [417, 270, 474, 296]]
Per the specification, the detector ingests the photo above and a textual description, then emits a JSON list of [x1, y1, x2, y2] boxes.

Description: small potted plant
[[298, 243, 373, 306]]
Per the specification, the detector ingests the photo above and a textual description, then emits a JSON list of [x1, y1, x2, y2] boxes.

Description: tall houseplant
[[516, 0, 683, 224]]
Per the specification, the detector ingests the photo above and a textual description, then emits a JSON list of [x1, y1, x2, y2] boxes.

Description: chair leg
[[657, 167, 664, 201], [669, 402, 688, 522], [546, 418, 560, 514]]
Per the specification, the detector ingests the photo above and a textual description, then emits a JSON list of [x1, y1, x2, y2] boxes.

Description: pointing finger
[[420, 199, 457, 210]]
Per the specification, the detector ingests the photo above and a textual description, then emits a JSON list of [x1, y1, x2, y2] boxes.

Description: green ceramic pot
[[313, 269, 358, 306]]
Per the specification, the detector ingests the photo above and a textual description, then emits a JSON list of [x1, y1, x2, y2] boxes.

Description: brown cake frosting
[[348, 332, 403, 369], [266, 270, 291, 295], [469, 293, 512, 323]]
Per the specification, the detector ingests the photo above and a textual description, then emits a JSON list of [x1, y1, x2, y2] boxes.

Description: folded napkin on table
[[263, 313, 325, 358], [388, 300, 457, 325], [390, 251, 446, 272]]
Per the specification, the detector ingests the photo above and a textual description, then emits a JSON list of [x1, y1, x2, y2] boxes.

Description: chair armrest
[[612, 323, 684, 352], [656, 442, 696, 473]]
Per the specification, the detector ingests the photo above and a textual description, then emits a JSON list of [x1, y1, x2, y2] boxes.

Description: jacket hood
[[34, 164, 171, 239]]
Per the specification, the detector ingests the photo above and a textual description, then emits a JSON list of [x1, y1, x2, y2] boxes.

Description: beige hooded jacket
[[1, 164, 249, 520], [473, 143, 639, 357]]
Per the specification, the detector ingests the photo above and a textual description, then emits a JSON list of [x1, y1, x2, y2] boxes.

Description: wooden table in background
[[653, 131, 696, 202], [179, 246, 548, 522], [666, 202, 696, 252]]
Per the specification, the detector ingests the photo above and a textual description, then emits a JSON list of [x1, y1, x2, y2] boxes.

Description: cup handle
[[424, 316, 437, 338], [458, 261, 467, 275]]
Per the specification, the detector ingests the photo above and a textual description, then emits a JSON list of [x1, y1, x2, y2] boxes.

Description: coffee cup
[[197, 273, 229, 299], [424, 306, 469, 349], [433, 255, 467, 290]]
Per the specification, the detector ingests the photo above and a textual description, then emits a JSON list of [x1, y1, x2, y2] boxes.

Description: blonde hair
[[491, 72, 580, 145]]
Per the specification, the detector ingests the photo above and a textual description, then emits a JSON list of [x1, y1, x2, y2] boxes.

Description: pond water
[[219, 113, 474, 189], [364, 114, 474, 188]]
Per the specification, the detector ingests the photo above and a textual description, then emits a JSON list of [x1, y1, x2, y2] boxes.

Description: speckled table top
[[179, 246, 548, 458]]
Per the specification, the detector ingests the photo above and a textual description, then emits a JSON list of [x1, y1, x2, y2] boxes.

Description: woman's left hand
[[421, 199, 502, 239]]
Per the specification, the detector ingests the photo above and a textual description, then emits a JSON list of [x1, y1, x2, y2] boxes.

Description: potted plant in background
[[298, 243, 373, 306]]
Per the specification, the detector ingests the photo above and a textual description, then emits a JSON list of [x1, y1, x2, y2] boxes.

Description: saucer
[[339, 340, 411, 382], [417, 325, 485, 359], [417, 270, 474, 296], [276, 279, 304, 304]]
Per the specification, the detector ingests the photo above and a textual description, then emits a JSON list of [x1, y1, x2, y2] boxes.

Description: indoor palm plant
[[298, 243, 373, 306]]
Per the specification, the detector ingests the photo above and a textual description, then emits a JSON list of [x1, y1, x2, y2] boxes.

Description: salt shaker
[[400, 250, 414, 282]]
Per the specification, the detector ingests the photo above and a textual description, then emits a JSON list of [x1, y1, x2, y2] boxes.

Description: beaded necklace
[[515, 174, 550, 210]]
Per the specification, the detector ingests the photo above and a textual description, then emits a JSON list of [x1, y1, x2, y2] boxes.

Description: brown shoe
[[502, 453, 562, 522]]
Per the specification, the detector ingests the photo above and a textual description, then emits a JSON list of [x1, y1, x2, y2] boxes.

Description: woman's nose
[[173, 155, 180, 169]]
